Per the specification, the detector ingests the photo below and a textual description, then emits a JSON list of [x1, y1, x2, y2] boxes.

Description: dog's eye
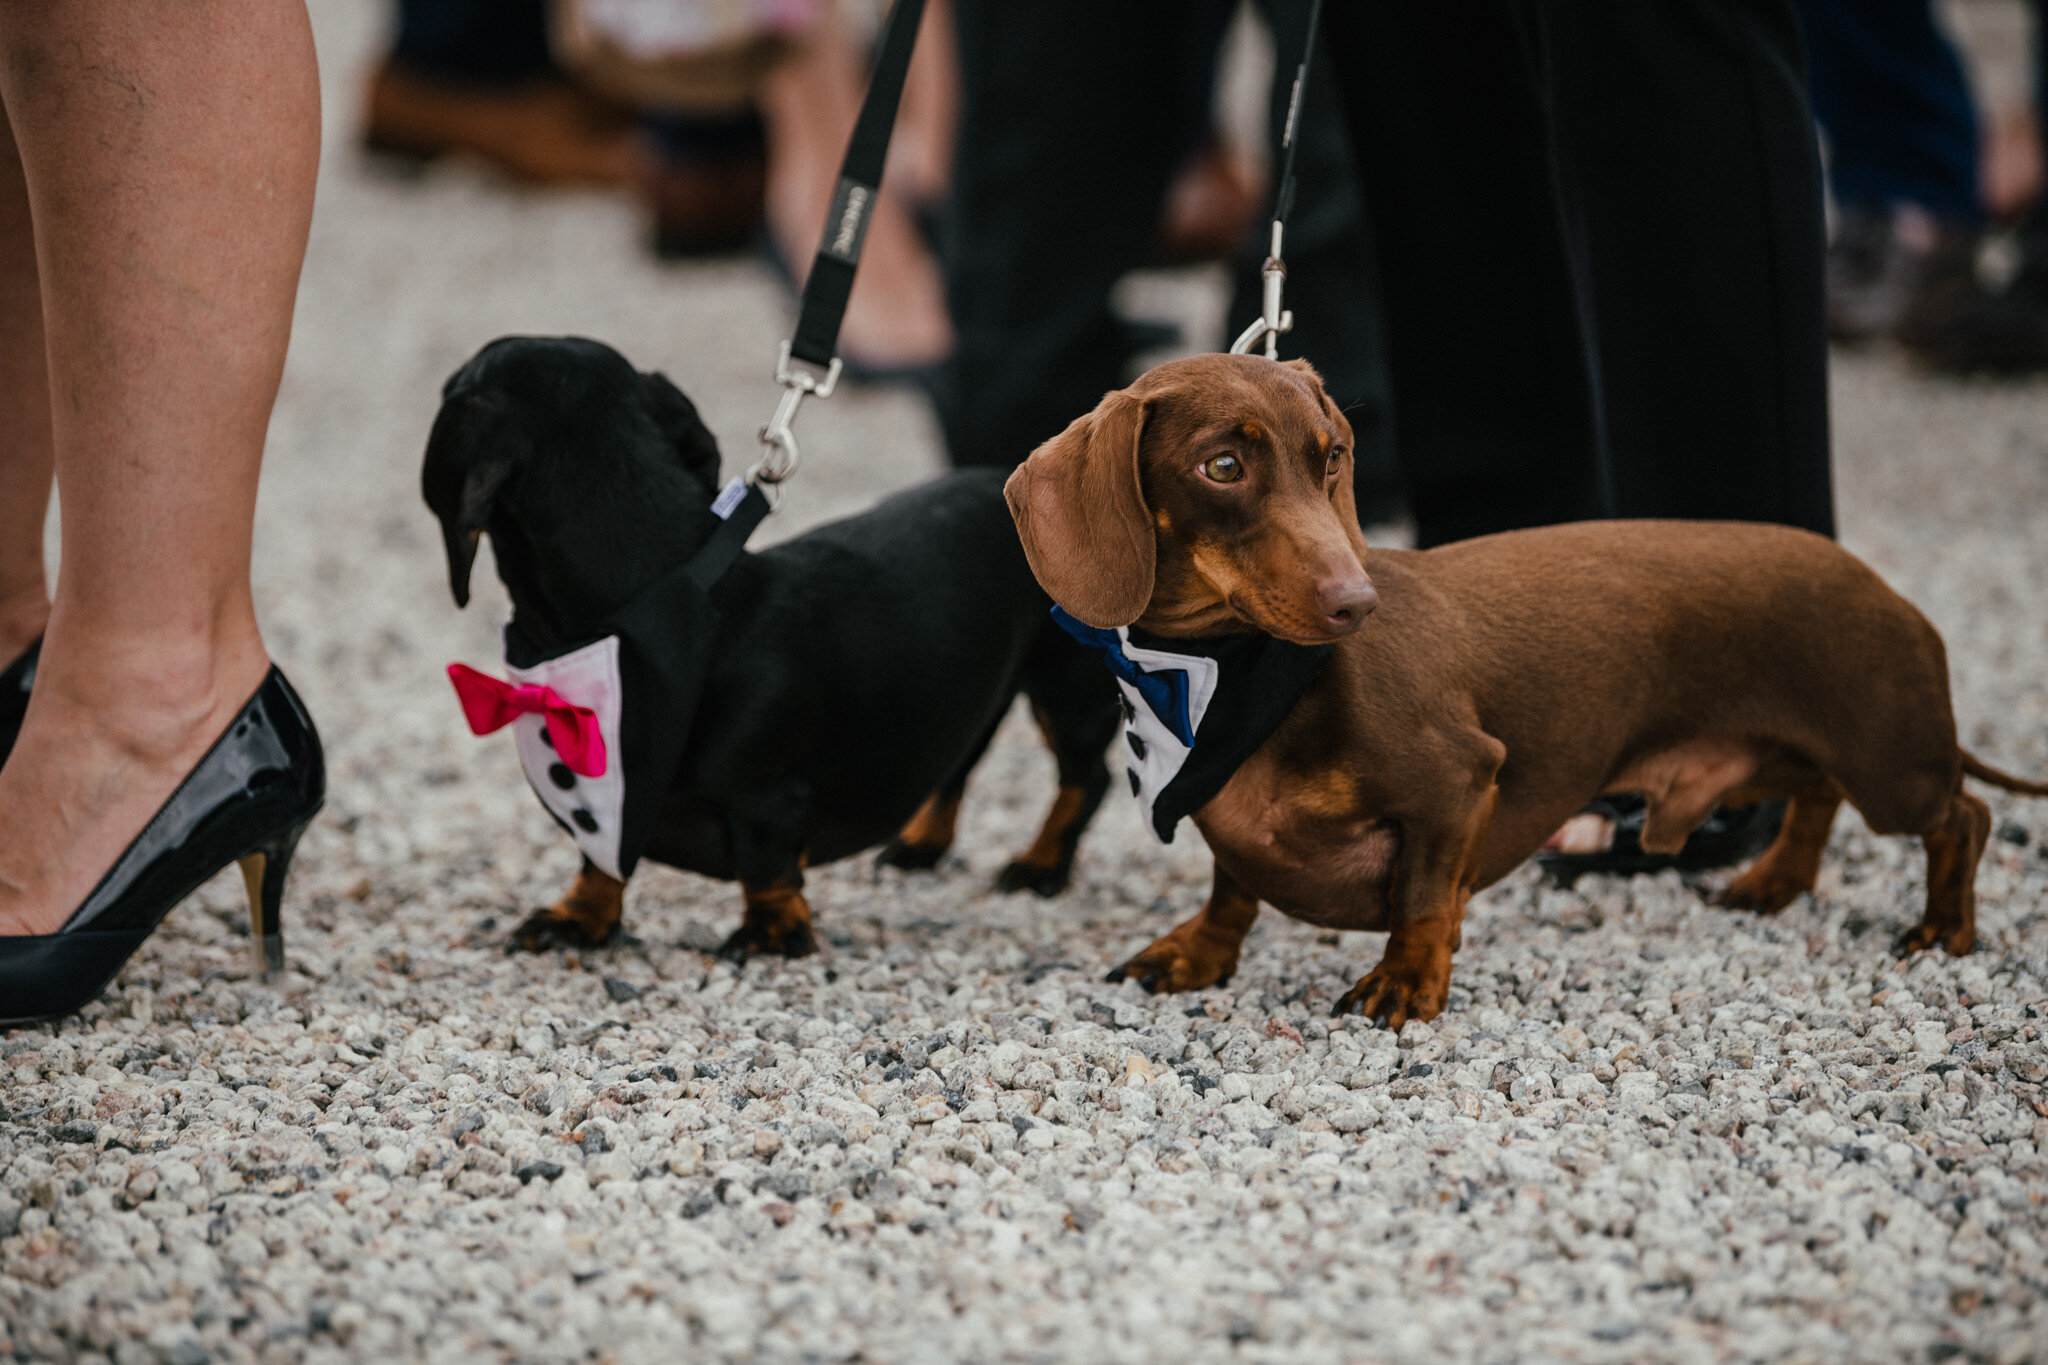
[[1201, 454, 1245, 484], [1325, 447, 1346, 477]]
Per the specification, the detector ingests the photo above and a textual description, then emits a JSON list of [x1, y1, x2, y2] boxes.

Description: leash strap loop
[[1230, 0, 1325, 360], [785, 0, 927, 371], [744, 0, 924, 518]]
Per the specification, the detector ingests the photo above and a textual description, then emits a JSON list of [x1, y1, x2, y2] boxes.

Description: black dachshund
[[424, 336, 1119, 957]]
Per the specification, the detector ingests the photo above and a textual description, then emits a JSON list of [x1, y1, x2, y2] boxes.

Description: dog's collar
[[1052, 607, 1333, 843], [686, 477, 773, 588]]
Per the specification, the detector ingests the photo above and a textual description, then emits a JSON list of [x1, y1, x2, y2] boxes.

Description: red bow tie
[[447, 663, 608, 777]]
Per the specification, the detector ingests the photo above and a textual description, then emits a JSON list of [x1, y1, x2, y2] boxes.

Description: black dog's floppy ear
[[640, 369, 722, 488], [421, 394, 521, 609]]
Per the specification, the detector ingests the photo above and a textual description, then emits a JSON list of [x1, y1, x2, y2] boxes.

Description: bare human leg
[[0, 102, 48, 663], [0, 1, 319, 936]]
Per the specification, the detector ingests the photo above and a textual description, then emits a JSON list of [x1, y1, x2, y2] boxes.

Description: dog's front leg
[[511, 858, 627, 951], [1335, 764, 1501, 1030], [1105, 861, 1259, 992], [719, 874, 818, 960], [718, 809, 817, 961]]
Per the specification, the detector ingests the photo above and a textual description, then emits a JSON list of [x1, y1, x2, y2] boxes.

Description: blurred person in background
[[362, 0, 954, 375], [942, 1, 1833, 547], [359, 0, 1274, 383], [1798, 0, 2048, 371]]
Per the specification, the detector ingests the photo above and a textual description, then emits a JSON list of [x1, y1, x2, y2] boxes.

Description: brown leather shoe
[[361, 61, 635, 187], [1826, 204, 1979, 344]]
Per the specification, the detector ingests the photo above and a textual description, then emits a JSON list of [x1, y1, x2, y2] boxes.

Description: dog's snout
[[1315, 574, 1378, 635]]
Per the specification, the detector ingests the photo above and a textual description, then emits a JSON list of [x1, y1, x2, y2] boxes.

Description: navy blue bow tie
[[1050, 607, 1198, 746]]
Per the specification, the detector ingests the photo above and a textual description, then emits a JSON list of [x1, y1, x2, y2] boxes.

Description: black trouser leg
[[1324, 1, 1833, 546], [941, 0, 1222, 469], [1229, 7, 1403, 519]]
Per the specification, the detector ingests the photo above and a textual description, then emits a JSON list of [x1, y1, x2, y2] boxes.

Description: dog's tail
[[1961, 749, 2048, 797]]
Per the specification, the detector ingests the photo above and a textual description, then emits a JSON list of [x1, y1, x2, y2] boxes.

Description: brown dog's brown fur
[[1007, 353, 2045, 1028]]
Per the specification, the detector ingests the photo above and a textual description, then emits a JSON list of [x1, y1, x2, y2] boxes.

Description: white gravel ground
[[6, 5, 2048, 1362]]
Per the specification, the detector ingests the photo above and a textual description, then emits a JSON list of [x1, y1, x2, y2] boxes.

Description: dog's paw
[[716, 917, 818, 961], [1893, 920, 1975, 958], [876, 839, 948, 872], [1711, 873, 1805, 916], [1332, 965, 1446, 1030], [1105, 928, 1237, 994], [509, 908, 620, 953], [994, 859, 1070, 898]]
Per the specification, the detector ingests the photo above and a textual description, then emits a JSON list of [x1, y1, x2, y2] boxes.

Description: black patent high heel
[[0, 666, 323, 1027], [0, 635, 36, 761]]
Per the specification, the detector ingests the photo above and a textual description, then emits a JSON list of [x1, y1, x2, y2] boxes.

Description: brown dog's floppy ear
[[1004, 390, 1155, 628]]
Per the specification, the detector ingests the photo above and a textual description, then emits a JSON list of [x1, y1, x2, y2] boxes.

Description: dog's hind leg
[[877, 789, 967, 871], [995, 660, 1120, 895], [995, 701, 1114, 896], [1105, 861, 1259, 992], [876, 717, 1002, 873], [1897, 786, 1990, 956], [511, 858, 627, 951], [1714, 782, 1844, 916]]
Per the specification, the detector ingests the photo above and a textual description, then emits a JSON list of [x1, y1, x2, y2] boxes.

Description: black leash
[[1231, 0, 1326, 359], [688, 0, 928, 586], [790, 0, 928, 372]]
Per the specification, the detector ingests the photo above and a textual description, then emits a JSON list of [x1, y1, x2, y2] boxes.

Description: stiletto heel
[[238, 817, 309, 981], [0, 666, 323, 1026]]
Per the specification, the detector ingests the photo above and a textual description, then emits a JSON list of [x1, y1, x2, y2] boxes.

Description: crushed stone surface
[[4, 5, 2048, 1362]]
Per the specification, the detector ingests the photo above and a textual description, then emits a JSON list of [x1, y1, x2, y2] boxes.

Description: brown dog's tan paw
[[1332, 964, 1448, 1030], [1711, 873, 1805, 917], [1894, 921, 1975, 957], [1105, 923, 1240, 993]]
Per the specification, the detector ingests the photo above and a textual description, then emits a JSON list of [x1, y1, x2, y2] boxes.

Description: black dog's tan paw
[[510, 863, 627, 953], [509, 908, 620, 953], [716, 917, 818, 962], [994, 859, 1071, 897], [876, 839, 948, 872]]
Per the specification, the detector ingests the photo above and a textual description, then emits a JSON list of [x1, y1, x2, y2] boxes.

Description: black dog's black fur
[[423, 336, 1119, 957]]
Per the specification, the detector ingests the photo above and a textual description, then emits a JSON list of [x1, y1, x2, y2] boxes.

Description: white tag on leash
[[711, 477, 748, 520]]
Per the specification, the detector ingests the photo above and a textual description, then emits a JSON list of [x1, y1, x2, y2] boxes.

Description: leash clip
[[1229, 222, 1294, 360], [752, 340, 843, 486]]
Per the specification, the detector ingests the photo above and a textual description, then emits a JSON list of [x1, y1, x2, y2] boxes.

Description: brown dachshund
[[1005, 352, 2048, 1028]]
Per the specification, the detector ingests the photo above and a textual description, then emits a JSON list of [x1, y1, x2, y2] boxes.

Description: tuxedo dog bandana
[[1052, 607, 1333, 843], [448, 480, 768, 879]]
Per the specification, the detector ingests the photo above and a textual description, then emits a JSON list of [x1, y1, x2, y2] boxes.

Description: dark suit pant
[[941, 1, 1835, 547]]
